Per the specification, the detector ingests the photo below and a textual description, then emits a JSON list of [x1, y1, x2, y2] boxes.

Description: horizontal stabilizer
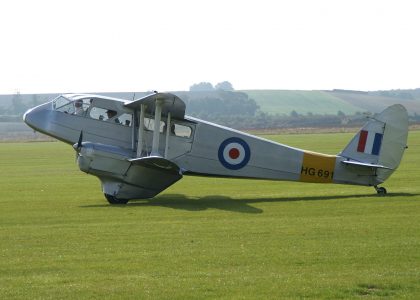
[[341, 160, 393, 170], [128, 156, 183, 175]]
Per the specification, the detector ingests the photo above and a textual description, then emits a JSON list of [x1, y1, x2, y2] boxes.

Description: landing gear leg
[[104, 194, 129, 205], [374, 186, 387, 196]]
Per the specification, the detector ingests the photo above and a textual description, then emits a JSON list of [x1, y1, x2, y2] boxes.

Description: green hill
[[325, 90, 420, 115], [243, 89, 420, 116], [243, 90, 361, 115], [2, 88, 420, 118]]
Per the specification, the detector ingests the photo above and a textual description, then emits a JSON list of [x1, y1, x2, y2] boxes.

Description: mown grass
[[0, 132, 419, 299]]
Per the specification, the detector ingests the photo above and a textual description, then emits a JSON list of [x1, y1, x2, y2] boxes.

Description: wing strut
[[151, 99, 163, 156], [126, 93, 186, 158], [164, 112, 171, 159], [136, 104, 146, 157]]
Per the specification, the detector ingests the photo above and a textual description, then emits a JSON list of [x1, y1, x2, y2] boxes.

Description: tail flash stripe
[[371, 133, 383, 155], [357, 130, 368, 152]]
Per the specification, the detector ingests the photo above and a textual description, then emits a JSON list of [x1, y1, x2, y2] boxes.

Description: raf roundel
[[218, 137, 251, 170]]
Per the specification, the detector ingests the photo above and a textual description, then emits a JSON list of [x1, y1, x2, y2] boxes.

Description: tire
[[104, 194, 129, 205], [376, 187, 387, 196]]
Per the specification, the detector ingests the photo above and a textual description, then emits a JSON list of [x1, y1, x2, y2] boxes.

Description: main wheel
[[376, 187, 387, 196], [104, 194, 129, 205]]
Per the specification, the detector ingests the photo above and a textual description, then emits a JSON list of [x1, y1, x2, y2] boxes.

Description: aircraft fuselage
[[23, 93, 408, 203]]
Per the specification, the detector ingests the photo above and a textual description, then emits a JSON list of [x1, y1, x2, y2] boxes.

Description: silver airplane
[[23, 92, 408, 204]]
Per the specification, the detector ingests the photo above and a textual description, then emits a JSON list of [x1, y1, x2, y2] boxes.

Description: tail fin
[[339, 104, 408, 183]]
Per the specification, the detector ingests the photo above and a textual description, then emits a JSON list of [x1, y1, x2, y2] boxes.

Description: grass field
[[1, 131, 419, 299]]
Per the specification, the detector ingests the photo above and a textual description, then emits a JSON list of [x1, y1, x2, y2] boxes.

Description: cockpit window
[[53, 96, 72, 113], [53, 96, 91, 116]]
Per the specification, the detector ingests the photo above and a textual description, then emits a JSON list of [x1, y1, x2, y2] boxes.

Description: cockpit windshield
[[52, 95, 91, 116]]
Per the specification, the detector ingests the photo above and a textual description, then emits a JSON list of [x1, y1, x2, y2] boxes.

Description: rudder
[[339, 104, 408, 183]]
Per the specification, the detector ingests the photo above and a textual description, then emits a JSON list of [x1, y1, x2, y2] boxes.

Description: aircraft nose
[[23, 102, 52, 133], [23, 107, 40, 129], [23, 108, 33, 123]]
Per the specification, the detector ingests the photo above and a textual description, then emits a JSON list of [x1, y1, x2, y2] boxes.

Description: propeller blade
[[77, 131, 83, 150], [74, 131, 83, 163]]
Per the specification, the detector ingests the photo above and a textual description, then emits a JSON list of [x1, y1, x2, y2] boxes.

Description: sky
[[0, 0, 419, 94]]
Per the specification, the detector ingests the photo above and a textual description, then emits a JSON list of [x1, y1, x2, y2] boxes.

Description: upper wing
[[124, 92, 186, 120]]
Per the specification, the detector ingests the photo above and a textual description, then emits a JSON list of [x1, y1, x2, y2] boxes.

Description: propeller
[[73, 131, 83, 162], [77, 131, 83, 150]]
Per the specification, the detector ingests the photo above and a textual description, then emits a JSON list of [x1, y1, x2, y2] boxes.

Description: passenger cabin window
[[118, 113, 133, 127], [142, 117, 192, 138], [144, 117, 165, 132], [173, 124, 192, 138], [89, 107, 132, 126]]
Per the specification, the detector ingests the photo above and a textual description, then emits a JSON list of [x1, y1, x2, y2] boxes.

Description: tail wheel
[[374, 186, 387, 196], [104, 194, 129, 205]]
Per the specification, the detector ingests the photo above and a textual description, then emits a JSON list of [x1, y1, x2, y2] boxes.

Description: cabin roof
[[62, 93, 130, 104]]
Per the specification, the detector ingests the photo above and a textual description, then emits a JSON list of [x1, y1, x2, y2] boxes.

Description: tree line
[[2, 83, 419, 128], [178, 83, 369, 129]]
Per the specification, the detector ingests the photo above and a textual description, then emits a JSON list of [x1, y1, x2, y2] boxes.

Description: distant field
[[243, 90, 420, 116], [0, 122, 51, 141], [325, 90, 420, 115], [0, 132, 419, 299], [2, 90, 420, 121], [244, 90, 361, 115]]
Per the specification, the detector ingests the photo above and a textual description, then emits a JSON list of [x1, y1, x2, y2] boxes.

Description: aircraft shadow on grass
[[80, 192, 419, 214]]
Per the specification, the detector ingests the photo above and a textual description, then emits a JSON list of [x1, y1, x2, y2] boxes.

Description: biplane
[[23, 92, 408, 204]]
